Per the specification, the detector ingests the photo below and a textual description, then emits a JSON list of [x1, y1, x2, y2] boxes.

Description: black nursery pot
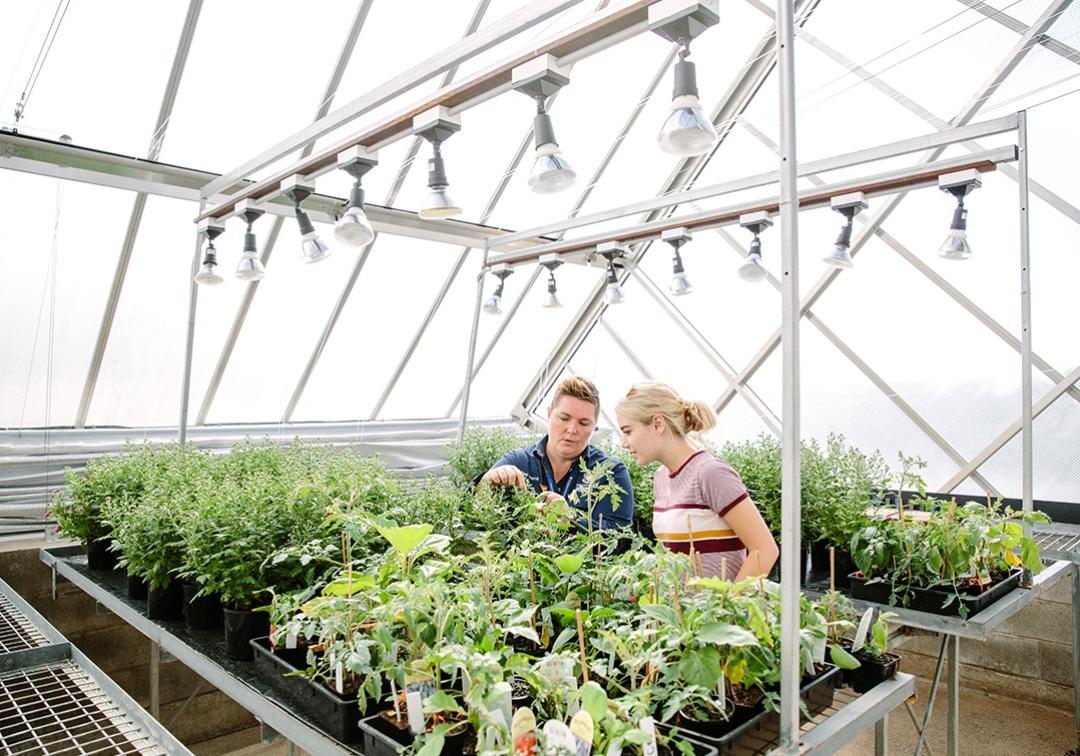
[[86, 537, 118, 571], [126, 573, 148, 601], [146, 580, 184, 621], [809, 542, 857, 589], [182, 583, 223, 630], [223, 607, 269, 660], [840, 639, 901, 694]]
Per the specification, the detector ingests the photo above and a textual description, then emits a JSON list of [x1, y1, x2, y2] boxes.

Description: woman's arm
[[723, 497, 779, 580]]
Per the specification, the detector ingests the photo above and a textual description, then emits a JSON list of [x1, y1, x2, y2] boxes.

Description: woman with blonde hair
[[616, 382, 777, 580]]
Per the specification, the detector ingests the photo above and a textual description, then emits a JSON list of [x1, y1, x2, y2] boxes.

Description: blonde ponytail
[[616, 382, 715, 438]]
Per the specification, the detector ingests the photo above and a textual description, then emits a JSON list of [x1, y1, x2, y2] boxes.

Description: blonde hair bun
[[616, 382, 716, 438]]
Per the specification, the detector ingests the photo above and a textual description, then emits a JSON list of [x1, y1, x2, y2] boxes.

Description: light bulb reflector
[[194, 263, 223, 286], [658, 95, 717, 157], [738, 253, 767, 282], [483, 295, 502, 315], [528, 144, 576, 194], [669, 272, 693, 296], [334, 205, 375, 247], [604, 282, 626, 305], [235, 251, 266, 280], [822, 245, 853, 269], [542, 291, 562, 308], [419, 188, 462, 219], [939, 230, 971, 260], [301, 233, 331, 263]]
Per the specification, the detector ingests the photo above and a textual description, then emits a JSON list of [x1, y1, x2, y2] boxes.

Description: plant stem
[[575, 608, 589, 683]]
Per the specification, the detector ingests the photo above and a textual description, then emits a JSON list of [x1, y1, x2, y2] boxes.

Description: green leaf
[[1020, 539, 1043, 575], [551, 627, 577, 652], [698, 622, 759, 647], [829, 644, 861, 670], [506, 626, 540, 643], [640, 604, 679, 626], [424, 690, 463, 715], [678, 647, 721, 689], [416, 732, 445, 756], [377, 524, 434, 555], [580, 681, 607, 727], [554, 553, 584, 574], [322, 572, 376, 597]]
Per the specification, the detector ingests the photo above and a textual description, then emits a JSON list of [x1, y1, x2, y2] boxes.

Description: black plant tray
[[848, 568, 1023, 617], [250, 636, 372, 745], [664, 664, 839, 753], [358, 714, 469, 756]]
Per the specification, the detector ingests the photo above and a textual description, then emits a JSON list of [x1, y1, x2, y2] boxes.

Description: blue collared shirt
[[486, 435, 633, 530]]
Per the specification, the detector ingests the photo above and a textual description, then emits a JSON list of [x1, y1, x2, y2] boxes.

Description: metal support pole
[[914, 634, 950, 756], [150, 640, 161, 720], [459, 250, 488, 443], [1018, 110, 1033, 527], [947, 636, 960, 756], [905, 701, 937, 756], [874, 714, 888, 755], [178, 221, 202, 445], [776, 0, 801, 752], [1073, 563, 1080, 754]]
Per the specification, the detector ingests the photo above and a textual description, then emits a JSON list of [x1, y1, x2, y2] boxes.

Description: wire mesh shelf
[[0, 661, 166, 755], [0, 592, 50, 654], [1034, 529, 1080, 561]]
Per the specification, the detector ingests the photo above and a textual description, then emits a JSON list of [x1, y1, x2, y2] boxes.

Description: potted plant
[[838, 609, 901, 693]]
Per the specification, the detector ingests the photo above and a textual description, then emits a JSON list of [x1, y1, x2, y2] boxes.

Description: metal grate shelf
[[0, 662, 166, 755], [1034, 528, 1080, 562], [0, 592, 50, 654]]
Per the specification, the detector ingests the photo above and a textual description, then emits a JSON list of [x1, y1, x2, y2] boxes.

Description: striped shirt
[[653, 451, 750, 579]]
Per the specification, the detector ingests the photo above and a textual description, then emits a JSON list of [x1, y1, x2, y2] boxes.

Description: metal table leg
[[150, 640, 161, 720], [947, 636, 959, 756], [914, 635, 949, 756], [875, 713, 888, 755], [1072, 563, 1079, 754]]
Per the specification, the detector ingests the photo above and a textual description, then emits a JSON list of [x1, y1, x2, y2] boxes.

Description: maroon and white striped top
[[652, 450, 750, 579]]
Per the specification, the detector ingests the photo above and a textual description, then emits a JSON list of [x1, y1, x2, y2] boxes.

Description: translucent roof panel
[[0, 175, 131, 428], [0, 1, 187, 154]]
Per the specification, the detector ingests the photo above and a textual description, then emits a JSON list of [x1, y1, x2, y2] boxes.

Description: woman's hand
[[479, 465, 527, 488]]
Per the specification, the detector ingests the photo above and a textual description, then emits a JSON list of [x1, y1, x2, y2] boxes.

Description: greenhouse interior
[[1, 0, 1078, 754]]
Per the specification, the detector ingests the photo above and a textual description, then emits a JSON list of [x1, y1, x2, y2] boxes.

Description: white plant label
[[492, 681, 513, 724], [285, 632, 298, 650], [852, 608, 873, 653], [812, 633, 826, 664], [638, 716, 659, 756], [335, 662, 344, 694], [390, 680, 402, 720], [541, 609, 554, 638], [406, 690, 424, 734], [607, 651, 615, 677]]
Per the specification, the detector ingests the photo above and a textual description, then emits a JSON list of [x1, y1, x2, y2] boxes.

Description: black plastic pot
[[86, 536, 117, 571], [809, 541, 857, 589], [669, 664, 840, 752], [146, 580, 184, 621], [767, 544, 810, 585], [251, 636, 381, 744], [841, 641, 902, 694], [848, 568, 1022, 617], [182, 583, 223, 630], [126, 573, 148, 601], [224, 608, 269, 660], [358, 714, 468, 756]]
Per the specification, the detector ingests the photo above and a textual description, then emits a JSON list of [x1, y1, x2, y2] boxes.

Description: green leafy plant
[[444, 425, 535, 490]]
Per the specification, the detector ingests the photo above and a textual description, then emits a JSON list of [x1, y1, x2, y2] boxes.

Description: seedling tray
[[848, 568, 1022, 617], [358, 714, 469, 756], [251, 636, 370, 745]]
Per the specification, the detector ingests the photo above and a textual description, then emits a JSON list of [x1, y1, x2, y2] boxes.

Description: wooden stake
[[670, 585, 684, 624], [482, 569, 496, 629], [696, 551, 706, 579], [528, 553, 537, 605], [686, 546, 696, 587], [575, 609, 589, 683], [721, 557, 727, 582]]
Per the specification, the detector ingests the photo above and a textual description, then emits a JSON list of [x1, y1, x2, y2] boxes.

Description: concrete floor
[[838, 677, 1075, 756]]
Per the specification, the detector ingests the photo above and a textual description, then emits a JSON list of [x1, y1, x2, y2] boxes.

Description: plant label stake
[[670, 585, 684, 623], [335, 661, 344, 694], [493, 681, 513, 724], [285, 632, 298, 650], [576, 608, 590, 683], [406, 690, 424, 734], [638, 716, 659, 756], [570, 710, 594, 756], [852, 608, 873, 653], [391, 680, 402, 721], [511, 707, 538, 755], [529, 552, 537, 605], [696, 551, 705, 579]]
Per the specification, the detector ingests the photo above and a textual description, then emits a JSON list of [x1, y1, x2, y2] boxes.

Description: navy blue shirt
[[486, 435, 633, 530]]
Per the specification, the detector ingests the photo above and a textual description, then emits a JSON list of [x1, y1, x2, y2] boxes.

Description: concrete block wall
[[893, 569, 1075, 712], [0, 538, 258, 749]]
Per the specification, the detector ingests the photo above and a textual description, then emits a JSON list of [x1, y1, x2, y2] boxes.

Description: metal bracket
[[661, 226, 692, 247], [939, 168, 982, 194], [511, 55, 570, 99], [830, 191, 868, 214], [413, 106, 461, 145], [197, 219, 225, 241], [739, 210, 773, 236], [279, 176, 316, 206], [539, 252, 563, 270], [337, 145, 378, 181], [648, 0, 720, 44]]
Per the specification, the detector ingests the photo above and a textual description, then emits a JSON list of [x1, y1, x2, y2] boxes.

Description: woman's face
[[617, 414, 665, 466]]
